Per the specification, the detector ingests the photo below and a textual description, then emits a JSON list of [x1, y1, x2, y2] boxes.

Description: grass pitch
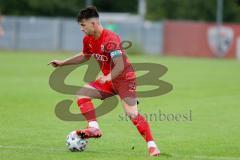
[[0, 50, 240, 160]]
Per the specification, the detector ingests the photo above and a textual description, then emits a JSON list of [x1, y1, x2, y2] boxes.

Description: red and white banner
[[163, 21, 240, 59]]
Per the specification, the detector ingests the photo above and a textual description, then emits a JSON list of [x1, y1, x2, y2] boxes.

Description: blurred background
[[1, 0, 240, 58]]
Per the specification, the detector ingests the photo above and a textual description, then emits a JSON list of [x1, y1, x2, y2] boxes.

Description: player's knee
[[76, 87, 92, 99], [76, 90, 91, 99], [122, 97, 137, 106], [76, 85, 101, 99], [76, 94, 91, 100]]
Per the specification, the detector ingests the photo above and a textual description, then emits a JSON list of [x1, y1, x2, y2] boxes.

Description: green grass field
[[0, 50, 240, 160]]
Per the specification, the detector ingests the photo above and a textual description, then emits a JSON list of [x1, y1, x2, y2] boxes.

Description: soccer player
[[48, 6, 160, 156]]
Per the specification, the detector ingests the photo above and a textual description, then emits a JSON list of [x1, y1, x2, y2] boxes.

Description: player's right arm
[[48, 52, 89, 68], [49, 36, 92, 68]]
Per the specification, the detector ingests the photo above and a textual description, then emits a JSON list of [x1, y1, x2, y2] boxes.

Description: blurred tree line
[[1, 0, 240, 22], [147, 0, 240, 22], [0, 0, 138, 17]]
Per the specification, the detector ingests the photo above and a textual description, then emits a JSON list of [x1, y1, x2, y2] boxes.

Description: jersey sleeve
[[82, 36, 92, 58], [104, 34, 124, 58]]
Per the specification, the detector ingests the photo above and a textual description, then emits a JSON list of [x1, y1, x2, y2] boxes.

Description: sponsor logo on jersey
[[94, 53, 108, 62]]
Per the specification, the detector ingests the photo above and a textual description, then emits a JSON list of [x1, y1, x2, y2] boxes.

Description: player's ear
[[92, 21, 96, 26]]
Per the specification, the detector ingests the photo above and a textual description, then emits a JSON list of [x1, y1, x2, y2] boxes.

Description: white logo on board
[[207, 26, 234, 57]]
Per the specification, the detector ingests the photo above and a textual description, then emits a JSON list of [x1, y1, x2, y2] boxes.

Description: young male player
[[49, 6, 160, 156]]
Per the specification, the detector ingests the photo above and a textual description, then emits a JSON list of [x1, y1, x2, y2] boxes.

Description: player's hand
[[48, 60, 64, 68], [99, 74, 112, 84]]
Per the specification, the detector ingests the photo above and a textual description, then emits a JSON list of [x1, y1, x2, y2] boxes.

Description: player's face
[[80, 19, 95, 35]]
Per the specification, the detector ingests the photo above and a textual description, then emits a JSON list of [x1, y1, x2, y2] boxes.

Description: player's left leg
[[121, 98, 160, 157]]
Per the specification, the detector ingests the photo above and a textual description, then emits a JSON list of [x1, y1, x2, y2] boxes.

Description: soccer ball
[[66, 131, 88, 152]]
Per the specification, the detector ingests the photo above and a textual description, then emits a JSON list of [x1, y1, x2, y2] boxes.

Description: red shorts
[[89, 76, 136, 100]]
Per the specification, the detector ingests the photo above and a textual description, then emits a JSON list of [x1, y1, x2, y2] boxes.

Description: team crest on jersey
[[89, 43, 92, 48], [101, 44, 105, 52], [207, 26, 234, 57]]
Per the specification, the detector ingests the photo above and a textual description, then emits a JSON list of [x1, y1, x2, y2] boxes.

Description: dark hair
[[77, 6, 99, 23]]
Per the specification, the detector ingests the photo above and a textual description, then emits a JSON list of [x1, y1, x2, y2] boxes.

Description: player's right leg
[[75, 84, 103, 139], [75, 80, 115, 139]]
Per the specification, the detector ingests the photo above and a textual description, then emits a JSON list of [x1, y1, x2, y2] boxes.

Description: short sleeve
[[82, 36, 92, 58], [104, 34, 122, 53]]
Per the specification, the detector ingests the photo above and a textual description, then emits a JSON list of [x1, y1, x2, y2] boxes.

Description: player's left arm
[[99, 50, 124, 83], [110, 50, 125, 79]]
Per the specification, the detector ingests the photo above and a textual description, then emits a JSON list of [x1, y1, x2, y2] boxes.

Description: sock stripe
[[77, 98, 91, 106], [77, 98, 96, 122]]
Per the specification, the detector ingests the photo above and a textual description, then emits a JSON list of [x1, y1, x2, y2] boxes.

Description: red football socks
[[131, 114, 154, 142], [77, 98, 96, 122]]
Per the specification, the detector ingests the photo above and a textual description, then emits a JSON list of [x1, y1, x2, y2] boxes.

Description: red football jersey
[[82, 29, 134, 80]]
